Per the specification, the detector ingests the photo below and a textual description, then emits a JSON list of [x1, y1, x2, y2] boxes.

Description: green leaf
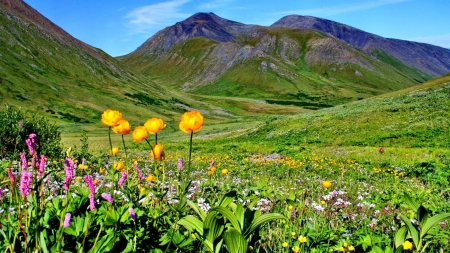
[[243, 213, 286, 238], [236, 203, 244, 231], [39, 231, 49, 253], [421, 213, 450, 238], [394, 226, 407, 248], [217, 191, 237, 208], [416, 205, 428, 227], [403, 193, 419, 211], [187, 200, 206, 220], [223, 227, 248, 253], [105, 208, 119, 226], [178, 215, 203, 236], [399, 214, 419, 247], [209, 206, 242, 233], [204, 211, 225, 246]]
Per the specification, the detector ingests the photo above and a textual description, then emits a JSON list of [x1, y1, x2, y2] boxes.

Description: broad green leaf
[[369, 246, 384, 253], [394, 226, 407, 248], [236, 203, 244, 231], [416, 205, 428, 227], [209, 206, 242, 233], [399, 214, 419, 247], [178, 215, 203, 236], [217, 191, 237, 208], [421, 213, 450, 238], [288, 189, 295, 201], [105, 208, 119, 226], [187, 200, 206, 220], [223, 227, 248, 253], [204, 212, 225, 245], [39, 231, 49, 253], [243, 213, 286, 238], [403, 193, 419, 211], [91, 231, 115, 253]]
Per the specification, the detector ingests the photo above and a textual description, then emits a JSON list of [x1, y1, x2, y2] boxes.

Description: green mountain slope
[[120, 13, 432, 109]]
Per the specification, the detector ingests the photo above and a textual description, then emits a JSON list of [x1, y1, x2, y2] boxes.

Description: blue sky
[[24, 0, 450, 57]]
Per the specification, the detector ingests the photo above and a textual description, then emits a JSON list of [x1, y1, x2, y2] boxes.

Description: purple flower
[[209, 160, 214, 168], [84, 175, 96, 211], [134, 163, 142, 183], [0, 188, 2, 199], [63, 213, 71, 228], [38, 155, 46, 178], [129, 207, 136, 221], [178, 158, 183, 170], [118, 171, 127, 189], [8, 168, 14, 183], [101, 193, 113, 204], [19, 171, 32, 199], [64, 158, 74, 191], [20, 152, 27, 170]]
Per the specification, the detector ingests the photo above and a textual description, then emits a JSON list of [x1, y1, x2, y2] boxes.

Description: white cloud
[[409, 34, 450, 49], [275, 0, 410, 17], [125, 0, 191, 34]]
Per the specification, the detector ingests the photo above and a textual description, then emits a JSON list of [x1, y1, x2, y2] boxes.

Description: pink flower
[[118, 171, 127, 189], [84, 175, 96, 211], [63, 213, 71, 228], [8, 168, 14, 183], [134, 163, 142, 183], [20, 152, 27, 170], [0, 188, 2, 199], [38, 155, 46, 178], [129, 207, 136, 221], [19, 171, 32, 199], [178, 158, 183, 170], [101, 193, 113, 204], [25, 133, 36, 156], [379, 147, 385, 153], [64, 158, 74, 191]]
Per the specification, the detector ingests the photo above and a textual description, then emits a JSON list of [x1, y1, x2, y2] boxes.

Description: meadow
[[1, 75, 450, 252]]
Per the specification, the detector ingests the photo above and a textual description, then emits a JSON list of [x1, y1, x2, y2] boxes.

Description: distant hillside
[[243, 73, 450, 148], [0, 1, 227, 126], [120, 12, 444, 108], [271, 15, 450, 77]]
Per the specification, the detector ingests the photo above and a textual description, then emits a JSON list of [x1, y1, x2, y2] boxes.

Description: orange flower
[[144, 118, 166, 134], [93, 179, 99, 185], [112, 119, 131, 135], [132, 126, 148, 142], [146, 175, 155, 183], [179, 111, 203, 133], [151, 143, 164, 161], [110, 147, 119, 155], [101, 109, 122, 127], [322, 180, 332, 189], [114, 161, 124, 171]]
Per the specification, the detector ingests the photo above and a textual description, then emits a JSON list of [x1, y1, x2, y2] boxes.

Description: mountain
[[120, 12, 446, 108], [0, 1, 233, 126], [271, 15, 450, 77]]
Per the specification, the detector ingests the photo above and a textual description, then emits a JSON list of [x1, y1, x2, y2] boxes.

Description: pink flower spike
[[134, 163, 142, 183], [118, 171, 127, 189], [20, 152, 27, 170], [84, 175, 96, 211], [101, 193, 113, 204], [38, 155, 46, 178], [178, 158, 183, 170], [129, 207, 136, 221], [63, 213, 71, 228], [8, 168, 14, 183], [64, 158, 74, 191], [19, 171, 32, 199]]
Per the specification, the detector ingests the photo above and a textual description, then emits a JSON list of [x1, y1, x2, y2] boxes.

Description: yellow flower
[[101, 109, 122, 127], [221, 169, 228, 176], [84, 165, 88, 170], [114, 161, 124, 171], [282, 242, 289, 248], [151, 143, 164, 161], [321, 200, 326, 205], [146, 175, 155, 183], [77, 164, 83, 169], [322, 180, 332, 189], [292, 246, 300, 253], [144, 118, 166, 134], [132, 126, 148, 142], [179, 111, 204, 133], [339, 247, 345, 252], [99, 168, 105, 174], [110, 147, 119, 155], [291, 232, 296, 239], [207, 170, 213, 176], [112, 119, 131, 135], [343, 242, 348, 248], [298, 235, 307, 243], [288, 205, 293, 210], [402, 240, 413, 251], [348, 246, 355, 251], [210, 166, 217, 172]]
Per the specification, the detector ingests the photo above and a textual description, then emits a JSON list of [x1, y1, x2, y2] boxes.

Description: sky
[[24, 0, 450, 57]]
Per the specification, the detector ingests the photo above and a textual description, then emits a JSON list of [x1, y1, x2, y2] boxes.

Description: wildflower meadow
[[0, 107, 449, 253]]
